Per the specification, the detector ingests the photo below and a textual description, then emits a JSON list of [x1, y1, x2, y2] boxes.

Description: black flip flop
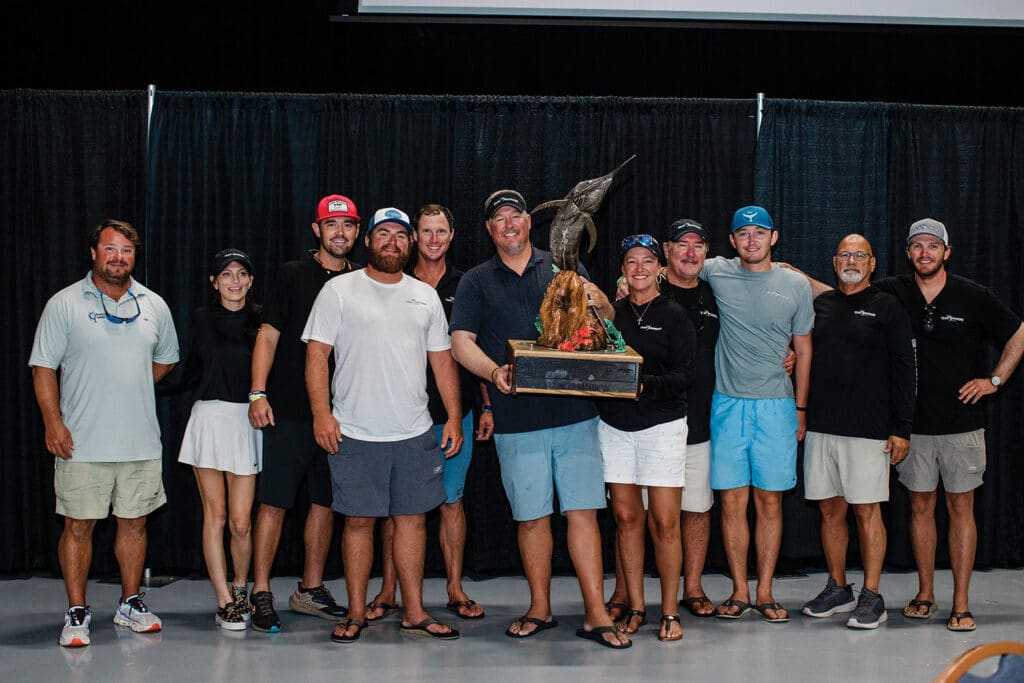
[[446, 599, 485, 620], [365, 601, 398, 622], [330, 618, 367, 644], [400, 617, 460, 640], [680, 596, 715, 618], [575, 625, 632, 649], [504, 615, 558, 638]]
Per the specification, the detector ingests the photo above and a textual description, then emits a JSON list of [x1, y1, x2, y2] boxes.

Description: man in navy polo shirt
[[450, 189, 629, 649]]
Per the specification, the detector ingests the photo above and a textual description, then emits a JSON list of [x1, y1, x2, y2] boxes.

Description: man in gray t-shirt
[[699, 206, 814, 623]]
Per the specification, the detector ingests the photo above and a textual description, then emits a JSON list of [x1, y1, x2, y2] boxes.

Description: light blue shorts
[[709, 393, 797, 491], [436, 412, 475, 503], [493, 417, 606, 521]]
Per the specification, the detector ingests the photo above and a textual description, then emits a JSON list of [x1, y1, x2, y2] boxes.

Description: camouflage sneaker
[[288, 582, 348, 620], [216, 601, 247, 631], [231, 585, 251, 622]]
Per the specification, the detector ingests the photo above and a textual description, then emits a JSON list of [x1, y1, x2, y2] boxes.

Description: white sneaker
[[113, 593, 162, 633], [60, 606, 91, 647]]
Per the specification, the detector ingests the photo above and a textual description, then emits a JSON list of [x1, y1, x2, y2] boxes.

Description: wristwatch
[[990, 375, 1002, 388]]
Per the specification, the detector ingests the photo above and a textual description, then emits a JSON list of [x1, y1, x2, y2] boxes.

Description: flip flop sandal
[[604, 601, 629, 620], [504, 615, 558, 638], [903, 599, 937, 619], [680, 596, 715, 618], [658, 614, 683, 642], [365, 601, 399, 622], [947, 610, 977, 632], [616, 609, 647, 634], [446, 599, 485, 620], [330, 618, 368, 644], [715, 599, 752, 619], [575, 625, 632, 649], [755, 602, 790, 623], [400, 617, 460, 640]]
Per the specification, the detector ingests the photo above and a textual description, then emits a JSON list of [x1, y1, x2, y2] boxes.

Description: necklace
[[629, 299, 654, 325]]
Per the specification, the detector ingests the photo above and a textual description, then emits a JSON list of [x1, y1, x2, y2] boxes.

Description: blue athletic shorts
[[436, 412, 474, 503], [709, 393, 797, 491], [493, 417, 606, 521]]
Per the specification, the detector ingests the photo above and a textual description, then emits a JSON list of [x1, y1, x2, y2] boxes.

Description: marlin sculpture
[[534, 155, 635, 351], [532, 154, 636, 272]]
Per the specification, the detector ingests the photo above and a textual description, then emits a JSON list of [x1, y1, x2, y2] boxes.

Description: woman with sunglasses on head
[[597, 234, 696, 642], [175, 249, 263, 631]]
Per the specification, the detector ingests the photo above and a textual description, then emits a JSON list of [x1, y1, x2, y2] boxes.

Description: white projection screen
[[357, 1, 1024, 27]]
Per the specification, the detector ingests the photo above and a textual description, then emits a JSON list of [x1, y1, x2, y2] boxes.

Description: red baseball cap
[[316, 194, 360, 222]]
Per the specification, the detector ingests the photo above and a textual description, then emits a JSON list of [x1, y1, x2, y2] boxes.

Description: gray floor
[[1, 568, 1021, 682]]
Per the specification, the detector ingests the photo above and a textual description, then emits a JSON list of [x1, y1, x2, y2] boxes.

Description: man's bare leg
[[367, 517, 398, 619], [252, 503, 285, 593], [717, 486, 751, 616], [60, 518, 97, 607], [301, 503, 333, 589], [505, 515, 554, 635], [439, 499, 483, 618], [567, 508, 628, 647], [681, 510, 713, 615], [334, 516, 374, 639], [819, 496, 849, 586], [395, 513, 455, 635], [852, 502, 885, 593], [114, 516, 148, 601], [751, 488, 786, 620], [945, 490, 976, 629], [905, 489, 938, 616]]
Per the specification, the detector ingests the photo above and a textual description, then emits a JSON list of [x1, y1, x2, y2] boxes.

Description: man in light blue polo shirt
[[29, 219, 178, 648], [700, 206, 814, 623]]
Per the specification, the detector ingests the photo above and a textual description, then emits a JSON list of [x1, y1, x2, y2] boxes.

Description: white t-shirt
[[302, 269, 451, 441], [28, 273, 180, 461]]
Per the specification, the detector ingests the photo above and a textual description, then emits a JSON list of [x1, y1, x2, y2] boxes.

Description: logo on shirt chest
[[853, 309, 877, 318], [939, 314, 966, 324], [406, 298, 429, 307], [639, 324, 663, 331]]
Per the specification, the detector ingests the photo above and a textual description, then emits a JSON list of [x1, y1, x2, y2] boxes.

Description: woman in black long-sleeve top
[[597, 235, 696, 642], [177, 249, 262, 631]]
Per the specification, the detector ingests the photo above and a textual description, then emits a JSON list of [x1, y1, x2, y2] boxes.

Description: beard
[[95, 262, 131, 286], [838, 269, 863, 285], [367, 245, 409, 274], [913, 259, 944, 279]]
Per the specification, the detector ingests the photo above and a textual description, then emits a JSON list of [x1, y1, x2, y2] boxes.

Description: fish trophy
[[534, 155, 635, 351]]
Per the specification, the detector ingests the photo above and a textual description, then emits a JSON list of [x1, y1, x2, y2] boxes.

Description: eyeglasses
[[836, 251, 872, 262], [923, 304, 936, 333], [98, 289, 141, 324]]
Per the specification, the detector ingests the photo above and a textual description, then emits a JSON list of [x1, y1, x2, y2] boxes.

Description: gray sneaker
[[847, 588, 887, 629], [802, 577, 856, 617], [288, 582, 348, 620]]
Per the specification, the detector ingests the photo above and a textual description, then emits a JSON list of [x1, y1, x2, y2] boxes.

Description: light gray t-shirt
[[28, 273, 180, 462], [700, 257, 814, 399], [302, 269, 451, 442]]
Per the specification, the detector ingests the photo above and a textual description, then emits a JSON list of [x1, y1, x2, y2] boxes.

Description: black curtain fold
[[1, 89, 146, 573], [755, 98, 1024, 568]]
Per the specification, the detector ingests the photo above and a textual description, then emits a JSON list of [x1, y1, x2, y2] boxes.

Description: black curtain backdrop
[[1, 90, 147, 574], [755, 99, 1024, 568], [6, 90, 1023, 580]]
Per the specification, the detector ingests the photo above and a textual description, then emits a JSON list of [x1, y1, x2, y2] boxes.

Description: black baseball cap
[[484, 189, 528, 220], [665, 218, 709, 243]]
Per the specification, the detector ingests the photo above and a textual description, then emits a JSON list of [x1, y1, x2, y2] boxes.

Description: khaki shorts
[[54, 458, 166, 519], [897, 429, 985, 494], [803, 432, 890, 504]]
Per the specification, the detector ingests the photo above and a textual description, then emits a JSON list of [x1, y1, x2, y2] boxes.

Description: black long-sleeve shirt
[[597, 295, 695, 432], [807, 286, 916, 440], [176, 305, 259, 404]]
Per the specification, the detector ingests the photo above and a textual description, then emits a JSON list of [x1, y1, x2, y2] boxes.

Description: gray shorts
[[897, 429, 986, 494], [328, 429, 445, 517]]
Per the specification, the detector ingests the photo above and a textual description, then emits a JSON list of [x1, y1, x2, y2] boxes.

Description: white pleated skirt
[[178, 400, 262, 475]]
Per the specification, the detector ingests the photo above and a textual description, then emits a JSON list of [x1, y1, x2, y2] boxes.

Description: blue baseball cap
[[368, 207, 413, 233], [731, 205, 775, 233]]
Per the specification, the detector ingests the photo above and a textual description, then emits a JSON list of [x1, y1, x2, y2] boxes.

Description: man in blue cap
[[699, 206, 814, 623]]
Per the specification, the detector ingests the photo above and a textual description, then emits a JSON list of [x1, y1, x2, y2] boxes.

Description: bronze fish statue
[[533, 155, 636, 272]]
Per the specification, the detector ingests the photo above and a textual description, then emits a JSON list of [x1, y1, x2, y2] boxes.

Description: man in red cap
[[246, 194, 361, 632]]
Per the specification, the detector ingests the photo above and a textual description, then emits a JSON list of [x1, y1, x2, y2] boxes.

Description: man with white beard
[[800, 234, 916, 629]]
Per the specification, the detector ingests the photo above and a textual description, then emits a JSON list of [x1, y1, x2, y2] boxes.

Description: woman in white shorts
[[176, 249, 263, 630], [597, 235, 696, 642]]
